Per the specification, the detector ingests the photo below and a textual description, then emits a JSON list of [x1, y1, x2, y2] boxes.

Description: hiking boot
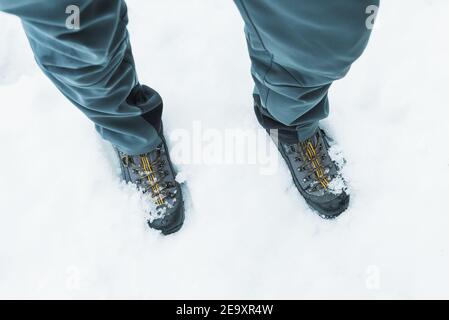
[[116, 134, 185, 235], [273, 128, 350, 219]]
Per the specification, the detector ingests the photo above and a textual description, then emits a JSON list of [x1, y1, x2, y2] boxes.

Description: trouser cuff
[[253, 95, 318, 144]]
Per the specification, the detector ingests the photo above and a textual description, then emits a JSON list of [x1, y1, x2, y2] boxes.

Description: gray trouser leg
[[234, 0, 379, 141]]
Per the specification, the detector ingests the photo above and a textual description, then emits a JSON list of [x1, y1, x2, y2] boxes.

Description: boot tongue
[[306, 130, 320, 145], [147, 145, 162, 163], [310, 130, 320, 145]]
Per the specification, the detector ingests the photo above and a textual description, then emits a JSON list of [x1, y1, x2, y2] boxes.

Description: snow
[[1, 0, 449, 299], [327, 144, 349, 194]]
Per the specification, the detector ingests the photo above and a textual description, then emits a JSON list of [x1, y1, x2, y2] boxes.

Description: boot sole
[[159, 209, 185, 236]]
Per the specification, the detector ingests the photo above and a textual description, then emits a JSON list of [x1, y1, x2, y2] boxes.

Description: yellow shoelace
[[140, 155, 165, 206], [304, 141, 329, 190]]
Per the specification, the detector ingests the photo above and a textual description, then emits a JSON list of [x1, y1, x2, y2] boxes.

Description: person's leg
[[0, 0, 162, 155], [0, 0, 184, 234], [234, 0, 379, 143], [234, 0, 378, 218]]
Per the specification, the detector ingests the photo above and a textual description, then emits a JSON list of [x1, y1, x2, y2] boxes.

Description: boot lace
[[291, 134, 333, 192], [121, 144, 177, 208]]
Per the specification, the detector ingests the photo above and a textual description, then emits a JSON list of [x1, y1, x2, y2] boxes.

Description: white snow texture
[[1, 0, 449, 299]]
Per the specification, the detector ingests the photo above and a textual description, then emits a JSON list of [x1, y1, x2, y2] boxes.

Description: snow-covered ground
[[1, 0, 449, 299]]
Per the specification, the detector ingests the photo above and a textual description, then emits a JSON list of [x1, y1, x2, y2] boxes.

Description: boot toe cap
[[310, 192, 350, 219], [149, 201, 185, 235]]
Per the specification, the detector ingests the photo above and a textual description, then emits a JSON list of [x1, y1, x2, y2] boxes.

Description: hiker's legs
[[234, 0, 379, 142], [0, 0, 162, 155]]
